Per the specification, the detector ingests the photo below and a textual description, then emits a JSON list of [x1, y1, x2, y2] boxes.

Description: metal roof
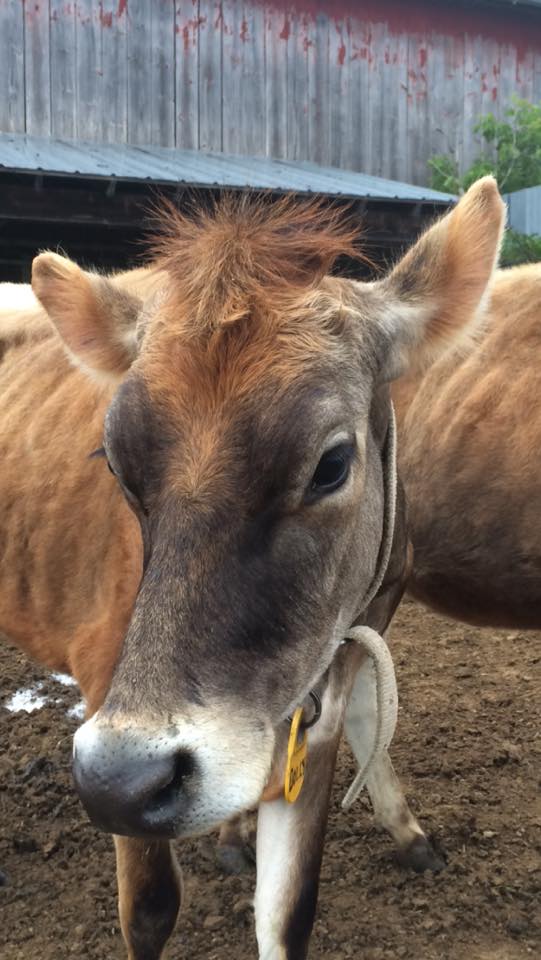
[[0, 133, 454, 205]]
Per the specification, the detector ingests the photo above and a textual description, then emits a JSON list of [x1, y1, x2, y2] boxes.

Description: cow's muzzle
[[72, 720, 196, 838]]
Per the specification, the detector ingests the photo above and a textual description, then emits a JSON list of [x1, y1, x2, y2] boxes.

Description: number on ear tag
[[284, 707, 307, 803]]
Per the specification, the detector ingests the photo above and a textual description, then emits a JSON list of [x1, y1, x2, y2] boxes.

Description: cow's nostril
[[72, 725, 199, 837], [151, 749, 196, 808]]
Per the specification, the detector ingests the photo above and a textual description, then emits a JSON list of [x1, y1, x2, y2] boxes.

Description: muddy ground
[[0, 599, 539, 960]]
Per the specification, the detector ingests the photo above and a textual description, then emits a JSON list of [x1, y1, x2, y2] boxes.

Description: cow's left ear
[[32, 252, 141, 379], [371, 176, 505, 380]]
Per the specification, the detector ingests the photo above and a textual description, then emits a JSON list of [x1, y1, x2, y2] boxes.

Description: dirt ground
[[0, 599, 539, 960]]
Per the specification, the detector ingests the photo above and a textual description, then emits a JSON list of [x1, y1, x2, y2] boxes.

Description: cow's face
[[32, 182, 504, 838]]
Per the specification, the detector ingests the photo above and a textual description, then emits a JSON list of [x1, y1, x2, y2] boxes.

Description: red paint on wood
[[262, 0, 541, 59], [279, 17, 291, 40], [240, 18, 249, 41], [99, 5, 113, 28], [117, 0, 127, 17], [337, 40, 346, 65], [418, 46, 427, 68]]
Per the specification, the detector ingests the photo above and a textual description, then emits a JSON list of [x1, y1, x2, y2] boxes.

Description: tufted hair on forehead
[[148, 193, 366, 335]]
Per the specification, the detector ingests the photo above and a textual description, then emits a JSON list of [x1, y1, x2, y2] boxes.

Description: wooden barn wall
[[2, 0, 541, 185]]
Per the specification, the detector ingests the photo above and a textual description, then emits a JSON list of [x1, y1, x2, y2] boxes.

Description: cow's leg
[[114, 836, 182, 960], [217, 814, 255, 874], [255, 712, 343, 960], [344, 657, 445, 872]]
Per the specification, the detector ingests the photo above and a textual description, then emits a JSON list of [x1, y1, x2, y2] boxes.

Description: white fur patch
[[255, 798, 296, 959]]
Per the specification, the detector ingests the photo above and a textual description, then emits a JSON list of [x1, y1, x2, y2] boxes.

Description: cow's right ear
[[32, 252, 141, 379]]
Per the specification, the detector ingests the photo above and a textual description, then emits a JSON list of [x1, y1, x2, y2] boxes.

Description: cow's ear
[[32, 252, 141, 379], [373, 176, 505, 380]]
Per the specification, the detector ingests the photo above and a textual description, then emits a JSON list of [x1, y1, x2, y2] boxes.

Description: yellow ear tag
[[284, 707, 307, 803]]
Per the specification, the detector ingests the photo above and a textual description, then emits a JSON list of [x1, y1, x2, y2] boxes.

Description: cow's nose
[[72, 721, 196, 837]]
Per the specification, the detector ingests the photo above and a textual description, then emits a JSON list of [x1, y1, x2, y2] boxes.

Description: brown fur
[[394, 261, 541, 628], [149, 193, 365, 334], [0, 333, 140, 713], [0, 181, 505, 958]]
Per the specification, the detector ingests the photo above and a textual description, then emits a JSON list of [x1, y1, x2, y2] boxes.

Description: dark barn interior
[[0, 171, 452, 284]]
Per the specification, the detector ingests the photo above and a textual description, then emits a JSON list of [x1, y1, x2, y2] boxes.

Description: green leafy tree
[[428, 98, 541, 265]]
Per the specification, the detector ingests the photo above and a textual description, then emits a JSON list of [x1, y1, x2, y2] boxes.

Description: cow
[[0, 179, 504, 959], [393, 259, 541, 630]]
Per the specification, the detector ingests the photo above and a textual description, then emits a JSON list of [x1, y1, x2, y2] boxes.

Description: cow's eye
[[311, 443, 353, 495]]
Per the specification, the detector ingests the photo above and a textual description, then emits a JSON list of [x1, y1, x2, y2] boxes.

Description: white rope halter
[[342, 404, 399, 809], [341, 625, 398, 809]]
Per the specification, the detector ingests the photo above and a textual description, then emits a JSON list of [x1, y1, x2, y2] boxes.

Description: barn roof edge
[[0, 133, 455, 206]]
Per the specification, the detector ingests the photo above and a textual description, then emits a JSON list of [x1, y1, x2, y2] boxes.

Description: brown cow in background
[[394, 262, 541, 629]]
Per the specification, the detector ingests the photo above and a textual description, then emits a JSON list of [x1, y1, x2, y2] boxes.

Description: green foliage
[[429, 154, 494, 194], [429, 97, 541, 194], [429, 97, 541, 265], [501, 229, 541, 267]]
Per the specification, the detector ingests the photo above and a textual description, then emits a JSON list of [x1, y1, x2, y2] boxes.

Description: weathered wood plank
[[329, 14, 352, 171], [436, 33, 465, 181], [384, 32, 410, 182], [533, 50, 541, 107], [127, 0, 152, 145], [24, 0, 51, 136], [497, 39, 516, 164], [236, 1, 266, 156], [50, 0, 77, 139], [199, 0, 222, 151], [366, 22, 388, 180], [462, 33, 483, 173], [175, 0, 199, 149], [346, 21, 362, 174], [409, 31, 432, 186], [393, 35, 410, 183], [150, 0, 176, 147], [348, 16, 372, 176], [100, 0, 128, 143], [425, 33, 448, 186], [264, 4, 288, 158], [222, 0, 243, 154], [516, 48, 535, 104], [0, 0, 25, 133], [286, 9, 309, 161], [75, 0, 103, 142], [309, 9, 329, 166]]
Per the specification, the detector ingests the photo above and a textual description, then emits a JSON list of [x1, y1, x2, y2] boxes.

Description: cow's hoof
[[397, 834, 446, 873], [217, 842, 256, 875]]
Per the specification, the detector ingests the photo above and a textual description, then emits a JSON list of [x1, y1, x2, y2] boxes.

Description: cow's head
[[32, 180, 504, 838]]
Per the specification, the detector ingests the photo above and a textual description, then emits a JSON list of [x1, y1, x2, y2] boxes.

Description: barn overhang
[[0, 133, 454, 281]]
